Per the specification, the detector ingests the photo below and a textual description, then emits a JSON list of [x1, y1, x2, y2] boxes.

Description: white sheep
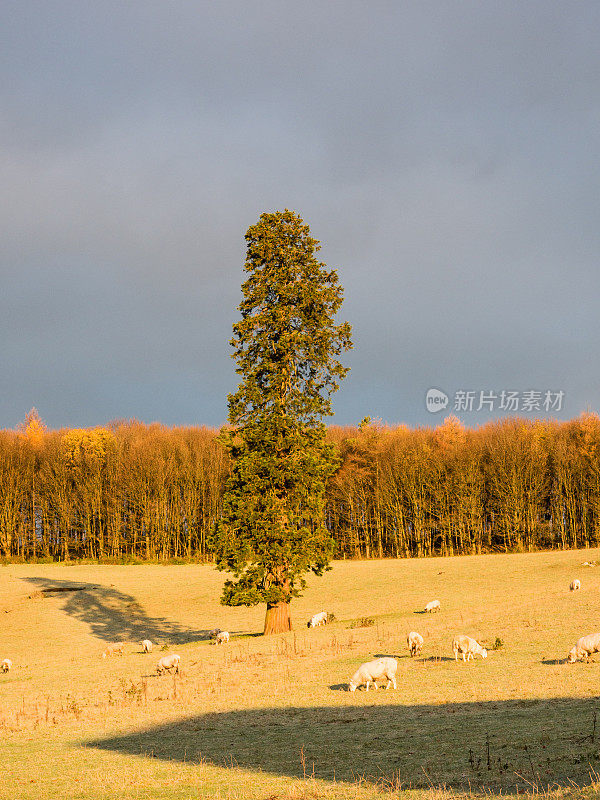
[[570, 579, 581, 591], [452, 635, 488, 662], [407, 631, 424, 657], [424, 600, 441, 613], [307, 611, 328, 628], [102, 643, 124, 658], [567, 632, 600, 663], [141, 639, 153, 653], [156, 654, 180, 675], [349, 657, 398, 691], [1, 659, 12, 673], [215, 631, 230, 644]]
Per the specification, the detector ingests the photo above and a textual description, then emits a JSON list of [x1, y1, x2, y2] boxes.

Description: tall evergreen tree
[[214, 210, 352, 634]]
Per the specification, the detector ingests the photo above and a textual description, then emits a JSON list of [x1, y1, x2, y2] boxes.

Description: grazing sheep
[[407, 631, 424, 657], [215, 631, 230, 644], [208, 628, 222, 639], [102, 643, 124, 658], [307, 611, 328, 628], [452, 635, 488, 662], [424, 600, 441, 613], [1, 659, 12, 673], [349, 657, 398, 691], [570, 579, 581, 591], [141, 639, 153, 653], [567, 632, 600, 663], [156, 654, 180, 675]]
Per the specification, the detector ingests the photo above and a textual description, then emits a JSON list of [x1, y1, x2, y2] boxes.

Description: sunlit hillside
[[2, 551, 600, 798]]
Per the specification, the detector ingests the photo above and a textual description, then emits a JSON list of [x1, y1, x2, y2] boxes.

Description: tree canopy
[[213, 210, 352, 634]]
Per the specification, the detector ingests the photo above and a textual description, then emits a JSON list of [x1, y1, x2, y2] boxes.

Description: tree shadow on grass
[[419, 655, 455, 663], [369, 653, 455, 664], [87, 696, 600, 794], [369, 652, 456, 663], [22, 576, 214, 645]]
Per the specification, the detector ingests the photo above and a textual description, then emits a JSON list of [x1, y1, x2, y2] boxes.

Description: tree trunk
[[264, 600, 292, 635]]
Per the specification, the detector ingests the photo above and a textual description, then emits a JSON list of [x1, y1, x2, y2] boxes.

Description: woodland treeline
[[1, 411, 600, 561]]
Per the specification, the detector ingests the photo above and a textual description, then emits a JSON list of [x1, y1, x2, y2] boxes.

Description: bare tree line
[[1, 411, 599, 561]]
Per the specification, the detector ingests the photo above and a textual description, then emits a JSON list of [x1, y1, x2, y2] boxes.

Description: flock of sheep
[[101, 639, 183, 675], [564, 577, 600, 663], [307, 602, 489, 690], [0, 576, 596, 685], [0, 628, 233, 680], [96, 628, 232, 677], [345, 599, 488, 692], [345, 576, 600, 691]]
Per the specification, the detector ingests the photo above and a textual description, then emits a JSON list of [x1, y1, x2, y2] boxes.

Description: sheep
[[570, 579, 581, 592], [424, 600, 441, 613], [141, 639, 153, 653], [215, 631, 230, 644], [156, 654, 180, 675], [567, 632, 600, 663], [1, 659, 12, 673], [208, 628, 222, 639], [102, 643, 124, 658], [307, 611, 328, 628], [452, 634, 488, 662], [407, 631, 424, 657], [349, 657, 398, 691]]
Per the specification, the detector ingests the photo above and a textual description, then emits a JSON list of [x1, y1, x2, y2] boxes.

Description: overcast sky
[[2, 1, 599, 430]]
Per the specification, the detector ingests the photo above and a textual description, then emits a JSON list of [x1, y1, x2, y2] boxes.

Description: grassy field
[[3, 550, 600, 799]]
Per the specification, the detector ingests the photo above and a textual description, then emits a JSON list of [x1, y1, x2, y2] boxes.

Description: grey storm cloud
[[1, 1, 599, 429]]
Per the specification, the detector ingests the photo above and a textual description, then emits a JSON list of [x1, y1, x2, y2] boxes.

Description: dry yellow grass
[[3, 551, 600, 799]]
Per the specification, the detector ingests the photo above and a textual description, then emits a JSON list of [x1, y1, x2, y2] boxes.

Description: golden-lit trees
[[327, 421, 380, 558], [482, 419, 550, 552], [1, 412, 600, 561], [173, 426, 229, 558], [325, 415, 588, 559], [61, 427, 116, 558], [17, 409, 48, 558], [0, 416, 229, 561], [550, 414, 600, 549], [376, 425, 413, 557], [0, 431, 25, 557]]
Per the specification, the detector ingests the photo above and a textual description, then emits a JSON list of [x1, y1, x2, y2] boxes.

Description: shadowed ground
[[88, 697, 600, 793], [22, 576, 216, 644]]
